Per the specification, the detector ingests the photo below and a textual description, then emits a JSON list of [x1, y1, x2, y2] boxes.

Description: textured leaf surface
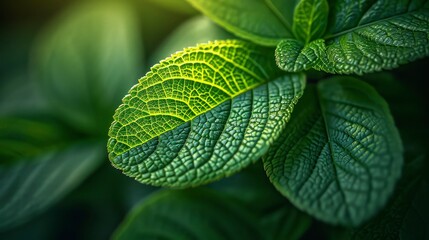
[[113, 188, 263, 240], [326, 0, 429, 34], [109, 40, 278, 160], [0, 141, 104, 230], [263, 77, 403, 226], [33, 1, 142, 135], [188, 0, 298, 46], [293, 0, 329, 43], [108, 41, 305, 187], [276, 2, 429, 74]]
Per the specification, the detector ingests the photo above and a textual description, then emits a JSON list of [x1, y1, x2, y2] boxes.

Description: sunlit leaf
[[108, 40, 305, 187]]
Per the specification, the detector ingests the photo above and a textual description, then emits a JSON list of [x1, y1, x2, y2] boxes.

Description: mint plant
[[107, 0, 429, 233]]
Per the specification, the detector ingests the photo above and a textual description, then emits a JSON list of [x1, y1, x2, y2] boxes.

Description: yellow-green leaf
[[108, 40, 305, 187]]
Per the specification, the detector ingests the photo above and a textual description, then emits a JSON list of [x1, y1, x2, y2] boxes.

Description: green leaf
[[210, 162, 312, 240], [32, 1, 143, 135], [108, 40, 306, 187], [261, 204, 312, 240], [276, 2, 429, 74], [0, 117, 66, 164], [150, 16, 232, 65], [293, 0, 329, 43], [400, 181, 429, 240], [187, 0, 298, 46], [351, 153, 428, 239], [263, 77, 403, 226], [275, 38, 324, 72], [113, 188, 264, 240], [0, 140, 104, 230]]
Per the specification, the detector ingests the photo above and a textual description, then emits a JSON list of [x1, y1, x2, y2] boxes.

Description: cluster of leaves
[[106, 0, 429, 238], [1, 0, 428, 239]]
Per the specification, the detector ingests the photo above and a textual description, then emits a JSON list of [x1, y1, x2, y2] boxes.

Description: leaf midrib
[[263, 0, 293, 35], [316, 87, 352, 223], [111, 73, 281, 158], [323, 8, 426, 40]]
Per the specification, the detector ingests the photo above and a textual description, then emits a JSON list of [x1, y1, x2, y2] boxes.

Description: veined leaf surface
[[276, 1, 429, 74], [263, 77, 403, 226], [293, 0, 329, 43], [108, 40, 305, 187], [187, 0, 298, 46]]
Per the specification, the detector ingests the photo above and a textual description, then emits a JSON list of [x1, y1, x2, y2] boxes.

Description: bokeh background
[[0, 0, 193, 239], [1, 0, 428, 239]]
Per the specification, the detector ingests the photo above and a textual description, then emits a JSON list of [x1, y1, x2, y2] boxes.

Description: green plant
[[107, 0, 429, 237], [1, 0, 428, 239]]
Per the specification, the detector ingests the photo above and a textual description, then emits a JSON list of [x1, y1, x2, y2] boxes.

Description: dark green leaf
[[276, 2, 429, 74], [188, 0, 298, 46], [400, 181, 429, 240], [0, 117, 66, 164], [263, 77, 403, 226], [293, 0, 329, 43], [351, 154, 428, 239], [261, 204, 312, 240], [0, 140, 104, 230], [113, 188, 264, 240], [210, 162, 312, 240]]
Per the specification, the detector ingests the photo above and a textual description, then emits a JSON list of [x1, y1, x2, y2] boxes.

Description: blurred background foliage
[[0, 0, 428, 239]]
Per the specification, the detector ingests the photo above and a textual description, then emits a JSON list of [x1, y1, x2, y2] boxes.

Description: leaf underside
[[276, 1, 429, 74], [263, 77, 403, 226], [108, 40, 305, 187]]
